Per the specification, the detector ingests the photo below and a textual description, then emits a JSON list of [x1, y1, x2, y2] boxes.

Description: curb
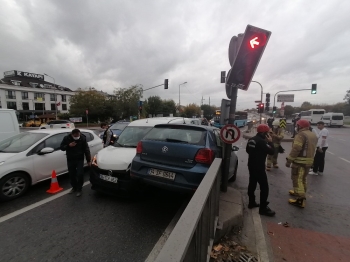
[[215, 187, 243, 243], [243, 133, 294, 142]]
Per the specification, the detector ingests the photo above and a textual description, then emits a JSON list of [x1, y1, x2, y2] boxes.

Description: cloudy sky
[[1, 0, 349, 110]]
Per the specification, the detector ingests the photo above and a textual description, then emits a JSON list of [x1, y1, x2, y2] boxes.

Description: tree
[[183, 103, 201, 118], [300, 101, 312, 111], [200, 104, 216, 119], [162, 99, 176, 116], [146, 96, 163, 117], [284, 105, 294, 117], [113, 85, 143, 119], [69, 88, 107, 122], [344, 89, 350, 104]]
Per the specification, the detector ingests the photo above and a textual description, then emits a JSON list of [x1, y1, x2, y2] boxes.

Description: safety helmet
[[296, 119, 310, 128], [257, 124, 270, 133], [272, 120, 280, 126]]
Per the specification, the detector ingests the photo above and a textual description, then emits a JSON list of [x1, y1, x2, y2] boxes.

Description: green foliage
[[162, 99, 176, 116], [183, 103, 201, 118], [146, 96, 163, 117], [200, 104, 217, 119], [284, 105, 294, 117], [114, 85, 143, 119]]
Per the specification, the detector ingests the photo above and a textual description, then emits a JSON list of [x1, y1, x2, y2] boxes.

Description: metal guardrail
[[154, 158, 222, 262]]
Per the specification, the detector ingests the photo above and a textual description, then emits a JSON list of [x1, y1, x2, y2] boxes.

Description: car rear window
[[144, 126, 206, 145], [332, 115, 343, 120]]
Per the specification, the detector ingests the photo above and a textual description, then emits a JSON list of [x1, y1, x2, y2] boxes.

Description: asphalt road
[[232, 125, 350, 260], [0, 170, 189, 262]]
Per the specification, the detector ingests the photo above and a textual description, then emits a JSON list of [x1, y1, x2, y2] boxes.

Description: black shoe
[[259, 206, 276, 217], [248, 202, 260, 209], [76, 191, 82, 197], [68, 188, 76, 194]]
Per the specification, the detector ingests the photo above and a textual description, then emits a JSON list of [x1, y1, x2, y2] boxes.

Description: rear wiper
[[165, 138, 188, 143]]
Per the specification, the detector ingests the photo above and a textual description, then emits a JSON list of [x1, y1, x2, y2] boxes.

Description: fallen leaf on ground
[[214, 244, 223, 252], [283, 222, 290, 227], [267, 231, 274, 236], [210, 251, 218, 259]]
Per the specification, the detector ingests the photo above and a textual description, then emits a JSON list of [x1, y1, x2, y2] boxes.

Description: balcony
[[22, 96, 29, 100], [6, 95, 16, 99]]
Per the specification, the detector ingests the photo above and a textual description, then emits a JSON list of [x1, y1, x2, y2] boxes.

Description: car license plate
[[99, 174, 118, 183], [148, 168, 176, 180]]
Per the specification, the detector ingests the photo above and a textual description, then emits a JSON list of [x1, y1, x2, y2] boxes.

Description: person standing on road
[[60, 129, 91, 197], [267, 117, 274, 129], [291, 114, 301, 138], [266, 120, 284, 171], [286, 120, 317, 208], [309, 121, 329, 176], [101, 122, 114, 147], [246, 124, 276, 217]]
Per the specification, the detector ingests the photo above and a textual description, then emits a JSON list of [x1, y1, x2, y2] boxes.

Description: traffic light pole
[[272, 89, 311, 117], [252, 81, 263, 124], [221, 84, 238, 192]]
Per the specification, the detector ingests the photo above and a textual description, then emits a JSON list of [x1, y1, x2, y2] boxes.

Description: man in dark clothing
[[246, 124, 276, 216], [291, 114, 301, 138], [60, 129, 91, 197], [267, 117, 274, 129], [101, 122, 114, 147]]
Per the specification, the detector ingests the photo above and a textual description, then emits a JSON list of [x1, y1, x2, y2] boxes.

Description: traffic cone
[[46, 170, 63, 194]]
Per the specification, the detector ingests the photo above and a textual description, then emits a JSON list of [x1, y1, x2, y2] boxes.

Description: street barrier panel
[[154, 158, 222, 262]]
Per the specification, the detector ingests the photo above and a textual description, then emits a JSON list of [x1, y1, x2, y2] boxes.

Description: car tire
[[0, 172, 30, 201], [229, 160, 238, 182]]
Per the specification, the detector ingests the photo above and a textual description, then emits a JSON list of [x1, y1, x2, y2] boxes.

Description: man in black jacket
[[246, 124, 276, 216], [60, 129, 91, 197]]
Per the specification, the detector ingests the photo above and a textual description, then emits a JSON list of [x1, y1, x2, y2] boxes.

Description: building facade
[[0, 70, 74, 121]]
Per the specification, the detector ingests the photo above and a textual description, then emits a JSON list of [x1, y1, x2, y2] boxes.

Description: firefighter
[[246, 124, 276, 216], [266, 120, 284, 171], [286, 119, 318, 208]]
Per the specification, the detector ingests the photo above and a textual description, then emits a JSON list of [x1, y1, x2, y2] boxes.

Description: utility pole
[[201, 96, 205, 106], [209, 97, 210, 107]]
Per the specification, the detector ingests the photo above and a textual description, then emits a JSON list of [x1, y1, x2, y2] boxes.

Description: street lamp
[[44, 73, 57, 119], [178, 82, 187, 111]]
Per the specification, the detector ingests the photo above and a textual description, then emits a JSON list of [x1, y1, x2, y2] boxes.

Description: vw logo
[[108, 170, 113, 176], [162, 146, 168, 153]]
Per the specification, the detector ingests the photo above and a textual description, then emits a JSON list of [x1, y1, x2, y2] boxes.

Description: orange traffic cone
[[46, 170, 63, 194]]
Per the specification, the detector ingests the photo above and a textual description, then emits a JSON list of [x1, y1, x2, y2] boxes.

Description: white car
[[40, 120, 75, 129], [0, 129, 103, 201]]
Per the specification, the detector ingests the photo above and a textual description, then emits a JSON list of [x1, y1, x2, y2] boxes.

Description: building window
[[23, 102, 29, 110], [35, 103, 45, 111], [22, 92, 29, 100], [62, 104, 67, 111], [62, 95, 67, 102], [7, 102, 17, 110], [29, 82, 38, 88], [34, 93, 45, 101], [6, 90, 16, 99], [50, 94, 56, 101], [10, 80, 21, 86], [51, 104, 56, 111]]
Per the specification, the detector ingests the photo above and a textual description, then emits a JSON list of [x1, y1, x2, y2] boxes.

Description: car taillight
[[136, 141, 143, 154], [195, 148, 214, 164], [92, 155, 98, 167], [66, 123, 70, 127]]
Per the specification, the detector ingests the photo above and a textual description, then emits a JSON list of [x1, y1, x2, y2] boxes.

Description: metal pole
[[178, 82, 187, 116], [272, 88, 311, 118], [44, 73, 57, 119], [221, 84, 238, 192], [251, 81, 263, 124]]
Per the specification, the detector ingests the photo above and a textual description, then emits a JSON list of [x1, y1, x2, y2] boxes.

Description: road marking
[[252, 209, 270, 262], [340, 158, 350, 164], [0, 181, 90, 224], [145, 200, 188, 262], [327, 151, 335, 155]]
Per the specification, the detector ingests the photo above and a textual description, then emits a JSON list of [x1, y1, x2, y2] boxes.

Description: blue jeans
[[67, 159, 84, 191]]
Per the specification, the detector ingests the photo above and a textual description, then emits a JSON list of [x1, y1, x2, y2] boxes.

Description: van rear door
[[0, 109, 20, 141]]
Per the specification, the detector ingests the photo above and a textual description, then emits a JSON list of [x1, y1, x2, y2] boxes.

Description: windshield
[[0, 132, 48, 153], [332, 115, 343, 120], [110, 123, 129, 131], [114, 126, 152, 147]]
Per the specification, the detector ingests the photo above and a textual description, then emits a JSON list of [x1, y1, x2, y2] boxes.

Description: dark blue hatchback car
[[130, 124, 238, 192]]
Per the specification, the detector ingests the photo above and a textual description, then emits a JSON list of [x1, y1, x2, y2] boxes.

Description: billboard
[[3, 70, 44, 80]]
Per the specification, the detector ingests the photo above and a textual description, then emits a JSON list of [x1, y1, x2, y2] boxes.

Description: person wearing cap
[[309, 121, 329, 175], [286, 119, 318, 208], [60, 129, 91, 197], [246, 124, 276, 216], [266, 119, 285, 171]]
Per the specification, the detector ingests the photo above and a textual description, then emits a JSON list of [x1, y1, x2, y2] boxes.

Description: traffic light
[[226, 25, 271, 91], [273, 106, 277, 113], [164, 79, 168, 89], [311, 84, 317, 94], [139, 106, 142, 114], [265, 93, 270, 112], [220, 71, 226, 83], [258, 103, 264, 113]]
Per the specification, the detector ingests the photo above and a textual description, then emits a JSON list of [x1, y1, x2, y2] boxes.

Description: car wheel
[[0, 173, 30, 201], [229, 160, 238, 182]]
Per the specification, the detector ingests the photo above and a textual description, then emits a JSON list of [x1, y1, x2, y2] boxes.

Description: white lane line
[[340, 158, 350, 164], [145, 200, 188, 262], [0, 181, 90, 224], [327, 151, 335, 155]]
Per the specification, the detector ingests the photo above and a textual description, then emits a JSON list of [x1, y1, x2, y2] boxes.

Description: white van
[[0, 109, 20, 141], [300, 109, 325, 124], [321, 113, 344, 127]]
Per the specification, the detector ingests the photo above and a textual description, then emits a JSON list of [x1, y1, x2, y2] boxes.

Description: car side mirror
[[231, 145, 239, 152], [38, 147, 55, 155]]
